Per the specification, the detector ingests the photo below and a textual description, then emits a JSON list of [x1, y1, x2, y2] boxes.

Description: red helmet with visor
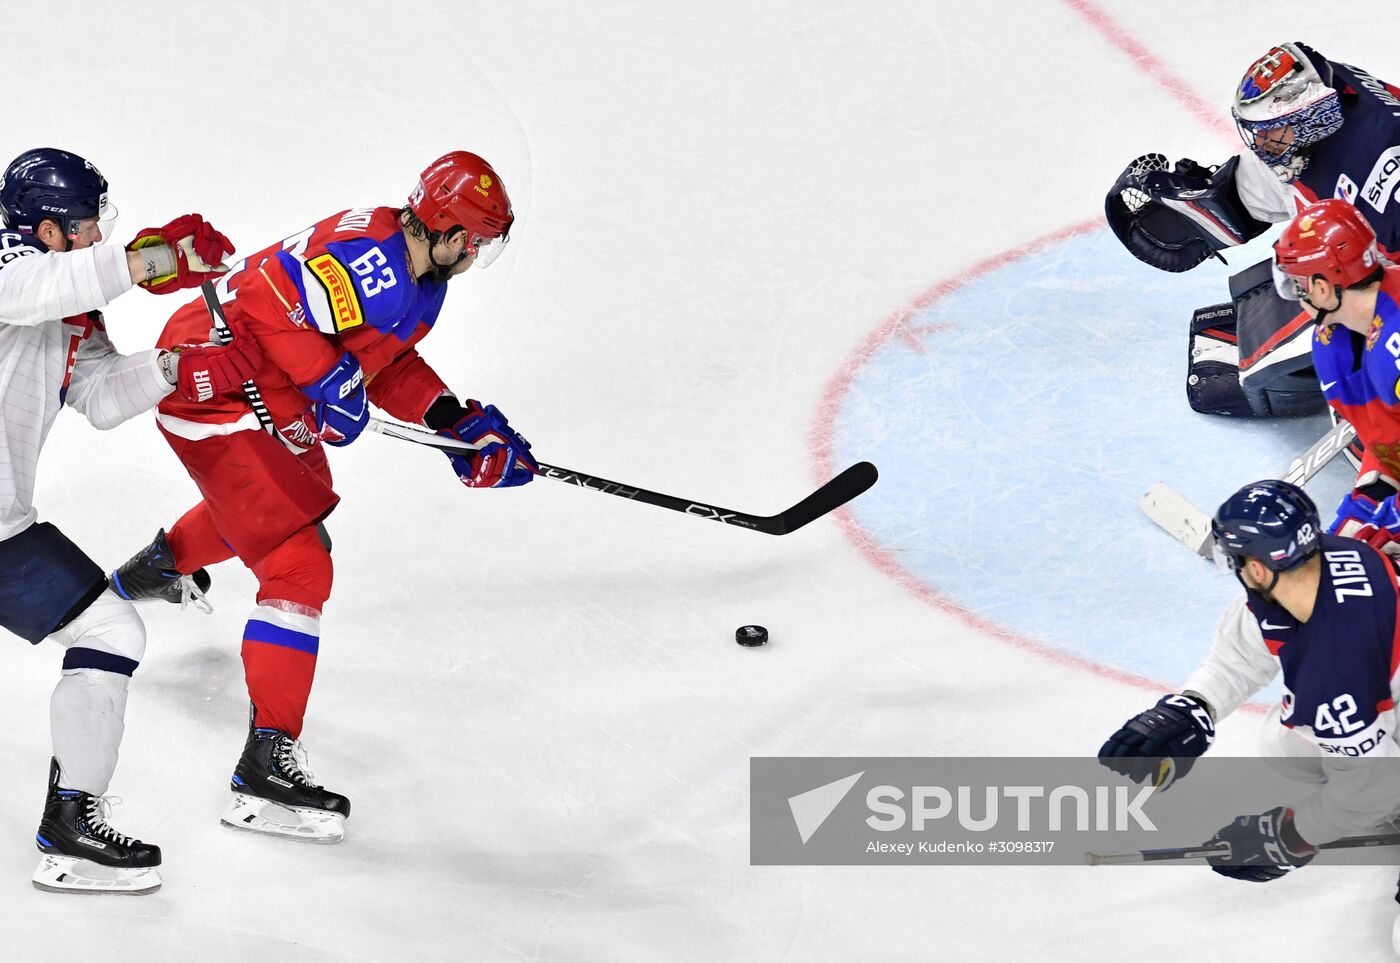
[[408, 151, 513, 269]]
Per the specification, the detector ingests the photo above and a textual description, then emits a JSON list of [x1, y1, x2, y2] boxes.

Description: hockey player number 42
[[1314, 693, 1365, 736]]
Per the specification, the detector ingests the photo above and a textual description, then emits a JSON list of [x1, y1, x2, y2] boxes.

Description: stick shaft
[[1141, 417, 1357, 556], [366, 417, 876, 535], [1281, 418, 1357, 487], [199, 280, 276, 436], [1086, 830, 1400, 865]]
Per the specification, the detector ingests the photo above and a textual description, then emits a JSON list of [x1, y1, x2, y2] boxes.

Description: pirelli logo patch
[[307, 254, 364, 332]]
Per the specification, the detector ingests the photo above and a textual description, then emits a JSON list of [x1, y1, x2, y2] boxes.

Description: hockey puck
[[735, 625, 768, 647]]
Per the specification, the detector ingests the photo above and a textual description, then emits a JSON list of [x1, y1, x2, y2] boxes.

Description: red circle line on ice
[[810, 0, 1261, 711]]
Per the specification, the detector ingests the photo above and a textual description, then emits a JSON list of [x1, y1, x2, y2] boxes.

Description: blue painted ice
[[834, 227, 1354, 688]]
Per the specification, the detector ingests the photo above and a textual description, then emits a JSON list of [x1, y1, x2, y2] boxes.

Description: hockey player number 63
[[347, 247, 396, 298]]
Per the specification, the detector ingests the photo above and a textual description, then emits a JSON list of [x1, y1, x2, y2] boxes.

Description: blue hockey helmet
[[1211, 479, 1321, 574], [0, 147, 112, 239]]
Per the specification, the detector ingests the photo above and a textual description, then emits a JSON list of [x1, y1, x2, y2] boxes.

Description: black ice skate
[[221, 727, 350, 843], [33, 759, 161, 895], [109, 528, 212, 612]]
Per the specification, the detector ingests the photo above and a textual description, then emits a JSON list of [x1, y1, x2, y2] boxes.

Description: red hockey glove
[[438, 400, 539, 488], [127, 214, 235, 294], [171, 316, 263, 403]]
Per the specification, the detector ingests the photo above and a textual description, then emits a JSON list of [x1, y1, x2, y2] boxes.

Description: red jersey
[[1312, 268, 1400, 485], [156, 206, 451, 448]]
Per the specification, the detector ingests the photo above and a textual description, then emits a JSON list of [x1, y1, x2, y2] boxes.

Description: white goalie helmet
[[1232, 42, 1343, 181]]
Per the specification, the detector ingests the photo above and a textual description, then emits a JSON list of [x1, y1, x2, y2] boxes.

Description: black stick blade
[[775, 462, 878, 535]]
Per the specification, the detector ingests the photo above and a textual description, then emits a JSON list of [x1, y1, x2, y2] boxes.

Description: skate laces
[[84, 795, 135, 847], [178, 575, 213, 614], [275, 737, 321, 788]]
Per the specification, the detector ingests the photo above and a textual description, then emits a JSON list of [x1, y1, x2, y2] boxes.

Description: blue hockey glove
[[439, 399, 538, 489], [1330, 489, 1381, 536], [1331, 490, 1400, 556], [1098, 693, 1214, 792], [300, 352, 368, 447], [1205, 806, 1315, 883]]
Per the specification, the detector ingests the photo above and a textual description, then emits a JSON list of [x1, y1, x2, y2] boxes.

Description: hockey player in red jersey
[[1271, 199, 1400, 552], [109, 152, 537, 842]]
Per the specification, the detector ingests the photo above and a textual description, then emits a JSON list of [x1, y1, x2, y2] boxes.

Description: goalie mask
[[1233, 43, 1343, 181]]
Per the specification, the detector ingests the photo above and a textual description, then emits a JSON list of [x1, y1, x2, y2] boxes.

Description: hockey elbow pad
[[300, 353, 368, 446]]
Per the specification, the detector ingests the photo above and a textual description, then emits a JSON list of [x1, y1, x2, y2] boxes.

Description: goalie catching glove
[[127, 213, 234, 294], [1105, 154, 1267, 273], [1097, 692, 1215, 791], [425, 396, 538, 489]]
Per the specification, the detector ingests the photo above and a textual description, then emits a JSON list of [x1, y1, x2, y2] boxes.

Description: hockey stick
[[1085, 829, 1400, 865], [366, 418, 879, 535], [1139, 418, 1357, 558], [195, 278, 878, 533], [199, 279, 276, 436]]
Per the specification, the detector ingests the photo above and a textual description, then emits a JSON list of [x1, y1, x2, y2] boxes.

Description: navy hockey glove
[[1098, 693, 1214, 791], [1205, 806, 1315, 883], [433, 398, 538, 489], [299, 353, 368, 447]]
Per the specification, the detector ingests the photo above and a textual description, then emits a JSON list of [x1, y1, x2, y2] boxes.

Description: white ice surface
[[1, 2, 1398, 960]]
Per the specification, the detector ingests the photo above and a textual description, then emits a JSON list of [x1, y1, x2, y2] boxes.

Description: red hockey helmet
[[1272, 199, 1380, 301], [408, 151, 513, 268]]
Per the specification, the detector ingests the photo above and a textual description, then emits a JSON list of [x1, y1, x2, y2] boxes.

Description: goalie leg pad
[[1186, 303, 1254, 416], [1234, 258, 1325, 418], [1185, 259, 1325, 419]]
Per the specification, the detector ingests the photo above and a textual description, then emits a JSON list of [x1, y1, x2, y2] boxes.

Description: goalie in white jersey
[[0, 147, 261, 894]]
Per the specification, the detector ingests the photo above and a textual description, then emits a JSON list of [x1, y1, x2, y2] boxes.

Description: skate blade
[[220, 793, 345, 844], [31, 854, 161, 895]]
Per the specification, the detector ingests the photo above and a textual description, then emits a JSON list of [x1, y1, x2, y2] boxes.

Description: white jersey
[[0, 232, 173, 540]]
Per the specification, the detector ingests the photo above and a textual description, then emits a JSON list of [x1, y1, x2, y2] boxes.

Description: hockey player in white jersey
[[0, 147, 261, 893], [1100, 480, 1400, 883]]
